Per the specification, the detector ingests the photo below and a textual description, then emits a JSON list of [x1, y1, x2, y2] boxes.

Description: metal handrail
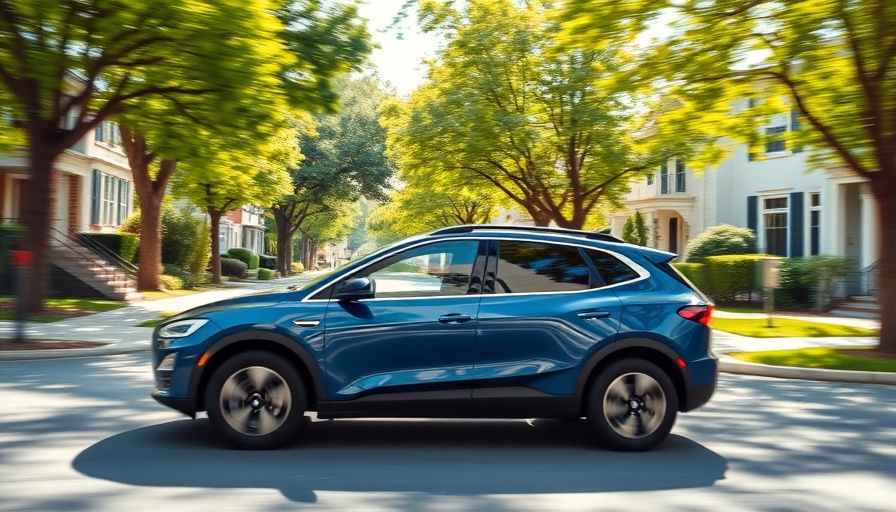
[[48, 227, 134, 282], [862, 260, 879, 295], [74, 232, 139, 277]]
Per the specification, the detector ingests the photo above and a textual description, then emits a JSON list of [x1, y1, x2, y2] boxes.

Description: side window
[[494, 241, 590, 294], [357, 240, 480, 299], [586, 249, 640, 286]]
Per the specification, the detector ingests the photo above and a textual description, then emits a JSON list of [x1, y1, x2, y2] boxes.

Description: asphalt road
[[1, 354, 894, 511]]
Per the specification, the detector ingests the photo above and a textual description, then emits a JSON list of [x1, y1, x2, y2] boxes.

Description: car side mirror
[[335, 277, 374, 301]]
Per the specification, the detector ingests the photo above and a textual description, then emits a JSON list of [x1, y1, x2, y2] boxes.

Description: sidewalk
[[1, 290, 893, 384], [0, 274, 317, 361]]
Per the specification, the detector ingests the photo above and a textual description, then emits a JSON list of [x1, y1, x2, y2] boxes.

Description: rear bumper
[[682, 356, 718, 412], [151, 391, 197, 418]]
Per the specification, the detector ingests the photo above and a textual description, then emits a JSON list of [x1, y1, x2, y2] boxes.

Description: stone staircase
[[48, 233, 143, 302], [829, 295, 879, 320]]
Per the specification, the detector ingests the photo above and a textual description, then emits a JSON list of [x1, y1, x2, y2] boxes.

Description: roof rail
[[430, 224, 625, 243]]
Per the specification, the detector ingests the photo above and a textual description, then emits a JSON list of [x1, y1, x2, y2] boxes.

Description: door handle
[[578, 311, 611, 320], [439, 314, 473, 324]]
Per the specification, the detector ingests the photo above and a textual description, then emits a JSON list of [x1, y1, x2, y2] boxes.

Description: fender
[[187, 330, 327, 406], [574, 337, 683, 396]]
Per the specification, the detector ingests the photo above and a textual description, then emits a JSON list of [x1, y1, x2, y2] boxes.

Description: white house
[[610, 97, 879, 278]]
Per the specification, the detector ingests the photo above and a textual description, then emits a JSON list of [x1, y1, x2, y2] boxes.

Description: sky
[[355, 0, 440, 97]]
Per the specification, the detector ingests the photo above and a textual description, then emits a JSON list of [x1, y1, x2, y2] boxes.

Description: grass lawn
[[0, 297, 125, 323], [136, 311, 178, 328], [728, 347, 896, 372], [712, 317, 878, 338]]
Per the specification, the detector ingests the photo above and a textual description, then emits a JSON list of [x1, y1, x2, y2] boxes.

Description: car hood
[[162, 290, 300, 325]]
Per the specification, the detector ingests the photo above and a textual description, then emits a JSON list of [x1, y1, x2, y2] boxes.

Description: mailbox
[[760, 257, 783, 288]]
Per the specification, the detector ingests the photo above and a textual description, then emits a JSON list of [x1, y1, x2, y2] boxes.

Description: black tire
[[585, 358, 678, 452], [205, 351, 306, 450]]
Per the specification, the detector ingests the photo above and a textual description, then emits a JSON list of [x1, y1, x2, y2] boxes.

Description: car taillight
[[678, 305, 713, 326]]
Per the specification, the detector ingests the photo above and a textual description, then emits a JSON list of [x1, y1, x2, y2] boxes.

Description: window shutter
[[90, 169, 101, 225], [790, 192, 804, 257], [747, 195, 758, 233]]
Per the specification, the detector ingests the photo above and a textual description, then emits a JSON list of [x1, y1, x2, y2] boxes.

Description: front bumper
[[151, 391, 197, 418]]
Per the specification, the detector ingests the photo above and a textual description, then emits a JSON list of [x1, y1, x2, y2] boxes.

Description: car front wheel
[[586, 359, 678, 451], [205, 351, 306, 450]]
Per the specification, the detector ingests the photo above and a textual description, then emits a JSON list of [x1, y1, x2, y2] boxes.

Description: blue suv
[[151, 225, 717, 451]]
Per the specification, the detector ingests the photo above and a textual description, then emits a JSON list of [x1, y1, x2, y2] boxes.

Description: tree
[[172, 119, 296, 284], [561, 1, 896, 354], [271, 75, 395, 275], [0, 0, 373, 305], [622, 211, 650, 247], [384, 0, 710, 231]]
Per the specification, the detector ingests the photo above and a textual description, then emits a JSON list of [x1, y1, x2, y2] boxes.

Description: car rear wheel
[[586, 359, 678, 451], [205, 351, 306, 450]]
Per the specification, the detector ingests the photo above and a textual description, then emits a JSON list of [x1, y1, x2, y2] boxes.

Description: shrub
[[162, 264, 199, 289], [685, 224, 758, 262], [227, 247, 259, 270], [777, 256, 855, 311], [704, 254, 767, 302], [672, 262, 710, 295], [622, 211, 649, 246], [82, 233, 139, 263], [291, 261, 305, 273], [258, 268, 276, 280], [186, 220, 211, 276], [220, 257, 248, 278], [162, 204, 203, 269], [259, 254, 277, 270], [159, 274, 184, 290]]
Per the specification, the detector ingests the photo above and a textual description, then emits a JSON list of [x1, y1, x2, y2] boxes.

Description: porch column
[[860, 190, 878, 269]]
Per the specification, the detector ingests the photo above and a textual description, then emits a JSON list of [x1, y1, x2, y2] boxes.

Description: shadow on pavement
[[73, 418, 727, 503]]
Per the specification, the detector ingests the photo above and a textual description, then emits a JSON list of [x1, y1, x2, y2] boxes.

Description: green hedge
[[671, 262, 710, 295], [221, 257, 248, 278], [258, 268, 276, 280], [685, 224, 758, 262], [227, 248, 259, 270], [704, 254, 767, 302], [82, 233, 139, 263], [259, 254, 277, 270], [160, 274, 184, 290], [291, 261, 304, 273], [162, 264, 200, 289]]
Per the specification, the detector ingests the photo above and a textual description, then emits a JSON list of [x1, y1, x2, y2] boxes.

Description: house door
[[669, 217, 678, 254]]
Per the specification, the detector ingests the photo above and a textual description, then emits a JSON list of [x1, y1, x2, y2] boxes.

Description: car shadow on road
[[73, 417, 727, 503]]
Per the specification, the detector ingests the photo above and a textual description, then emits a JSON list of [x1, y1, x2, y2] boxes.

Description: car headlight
[[158, 319, 209, 339]]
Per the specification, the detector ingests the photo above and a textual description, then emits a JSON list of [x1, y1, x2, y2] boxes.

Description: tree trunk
[[137, 194, 164, 291], [284, 238, 294, 273], [875, 189, 896, 354], [20, 142, 62, 313], [208, 209, 223, 284], [120, 127, 176, 292]]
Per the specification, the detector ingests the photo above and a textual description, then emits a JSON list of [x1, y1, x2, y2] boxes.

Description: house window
[[675, 160, 686, 193], [763, 196, 788, 257], [765, 125, 787, 153], [646, 173, 653, 186], [95, 121, 122, 146], [660, 163, 669, 194], [93, 171, 130, 226], [810, 192, 821, 255]]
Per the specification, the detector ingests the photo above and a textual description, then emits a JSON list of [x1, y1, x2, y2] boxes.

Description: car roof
[[429, 224, 624, 244]]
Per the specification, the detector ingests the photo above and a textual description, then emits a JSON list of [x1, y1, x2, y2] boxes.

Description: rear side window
[[586, 249, 640, 285], [495, 241, 591, 293]]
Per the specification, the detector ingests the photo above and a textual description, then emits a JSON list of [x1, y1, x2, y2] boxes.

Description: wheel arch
[[190, 330, 324, 413], [576, 338, 687, 414]]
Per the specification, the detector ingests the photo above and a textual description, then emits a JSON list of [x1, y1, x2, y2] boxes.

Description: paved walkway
[[1, 288, 892, 384]]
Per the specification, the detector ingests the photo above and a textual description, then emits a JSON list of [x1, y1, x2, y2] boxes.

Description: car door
[[317, 239, 487, 417], [473, 239, 622, 415]]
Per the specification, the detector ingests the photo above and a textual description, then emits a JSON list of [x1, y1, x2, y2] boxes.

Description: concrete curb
[[0, 342, 149, 361], [719, 356, 896, 385]]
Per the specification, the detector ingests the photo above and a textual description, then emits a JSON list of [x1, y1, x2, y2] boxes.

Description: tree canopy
[[560, 0, 896, 354], [382, 0, 711, 230]]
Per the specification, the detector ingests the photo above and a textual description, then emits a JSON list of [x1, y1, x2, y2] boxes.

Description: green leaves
[[385, 0, 709, 229]]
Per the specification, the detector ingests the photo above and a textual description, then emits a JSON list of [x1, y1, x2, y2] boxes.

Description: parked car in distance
[[151, 225, 717, 451]]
